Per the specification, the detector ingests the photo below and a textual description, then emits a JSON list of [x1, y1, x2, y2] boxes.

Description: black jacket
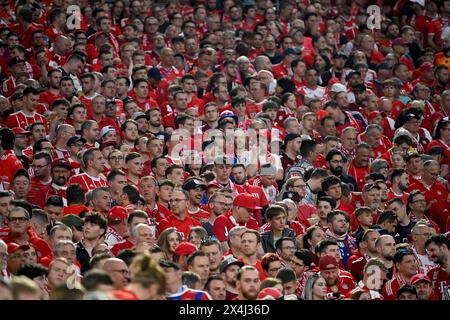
[[260, 228, 296, 253]]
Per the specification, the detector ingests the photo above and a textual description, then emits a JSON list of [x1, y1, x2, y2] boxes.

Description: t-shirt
[[213, 212, 259, 243]]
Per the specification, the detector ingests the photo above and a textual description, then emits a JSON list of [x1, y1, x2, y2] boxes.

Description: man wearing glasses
[[158, 188, 201, 240], [410, 223, 438, 274], [1, 206, 51, 263], [28, 152, 52, 208]]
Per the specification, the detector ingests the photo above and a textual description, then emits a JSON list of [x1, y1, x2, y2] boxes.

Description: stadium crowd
[[0, 0, 450, 301]]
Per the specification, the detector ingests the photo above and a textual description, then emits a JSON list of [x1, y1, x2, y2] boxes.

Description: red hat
[[319, 255, 339, 270], [108, 206, 128, 222], [420, 61, 434, 71], [7, 242, 30, 254], [175, 242, 197, 256], [12, 127, 31, 136], [316, 110, 329, 121], [233, 193, 262, 210], [411, 273, 431, 285], [51, 159, 73, 170], [368, 111, 382, 121], [392, 37, 406, 46], [207, 181, 222, 190], [257, 287, 283, 300]]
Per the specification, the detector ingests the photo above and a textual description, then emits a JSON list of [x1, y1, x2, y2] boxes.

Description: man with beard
[[325, 210, 357, 268], [387, 198, 415, 244], [425, 235, 450, 300], [326, 150, 357, 192], [182, 178, 209, 222], [45, 159, 72, 204], [319, 255, 356, 298], [347, 229, 381, 282], [375, 235, 396, 280], [202, 192, 233, 237], [235, 266, 261, 301], [382, 248, 419, 300], [411, 274, 434, 300], [280, 133, 301, 172], [28, 152, 52, 209], [347, 143, 371, 191], [220, 257, 244, 300], [387, 169, 409, 204]]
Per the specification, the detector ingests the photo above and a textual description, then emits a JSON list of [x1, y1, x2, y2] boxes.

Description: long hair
[[301, 273, 321, 300]]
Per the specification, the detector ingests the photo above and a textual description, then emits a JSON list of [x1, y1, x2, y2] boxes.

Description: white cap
[[410, 0, 425, 7], [100, 126, 115, 138], [330, 83, 347, 93]]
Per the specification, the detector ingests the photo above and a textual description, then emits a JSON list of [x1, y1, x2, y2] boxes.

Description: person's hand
[[307, 215, 320, 226]]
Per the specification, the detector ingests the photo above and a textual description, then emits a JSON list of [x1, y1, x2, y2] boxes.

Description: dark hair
[[17, 263, 48, 279], [66, 184, 86, 206], [425, 234, 450, 249], [321, 175, 341, 192], [45, 196, 64, 208], [276, 268, 296, 284], [265, 205, 287, 220], [84, 212, 107, 237], [318, 196, 337, 209], [81, 270, 114, 291], [327, 210, 349, 224], [275, 237, 294, 250], [317, 239, 338, 254], [186, 251, 207, 267], [123, 184, 140, 204], [376, 210, 397, 225], [294, 249, 313, 266]]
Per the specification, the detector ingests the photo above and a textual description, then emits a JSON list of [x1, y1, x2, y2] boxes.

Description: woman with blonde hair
[[301, 273, 327, 300]]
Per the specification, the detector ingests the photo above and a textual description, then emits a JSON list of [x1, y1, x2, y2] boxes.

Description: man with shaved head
[[102, 258, 130, 289], [54, 124, 76, 160]]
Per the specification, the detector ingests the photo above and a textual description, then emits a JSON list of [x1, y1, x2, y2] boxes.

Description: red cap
[[51, 159, 73, 170], [257, 287, 283, 300], [175, 242, 197, 256], [319, 255, 339, 270], [7, 242, 30, 254], [368, 111, 382, 121], [12, 127, 31, 135], [392, 37, 405, 46], [411, 273, 431, 285], [108, 206, 128, 222], [233, 193, 262, 210], [420, 61, 434, 71], [207, 181, 222, 190], [316, 110, 329, 121]]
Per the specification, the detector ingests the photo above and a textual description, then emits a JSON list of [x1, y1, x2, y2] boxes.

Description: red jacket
[[1, 227, 51, 262]]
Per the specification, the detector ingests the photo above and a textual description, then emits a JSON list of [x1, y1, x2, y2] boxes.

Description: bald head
[[103, 258, 130, 289]]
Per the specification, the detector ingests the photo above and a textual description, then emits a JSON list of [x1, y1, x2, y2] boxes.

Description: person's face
[[188, 187, 204, 206], [325, 183, 342, 200], [397, 255, 418, 277], [236, 206, 253, 224], [169, 190, 188, 215], [107, 260, 130, 289], [81, 77, 95, 93], [157, 184, 173, 202], [31, 125, 46, 142], [210, 195, 232, 216], [166, 232, 181, 253], [94, 190, 111, 212], [266, 260, 283, 278], [8, 209, 30, 234], [139, 178, 156, 201], [214, 164, 232, 182], [423, 165, 440, 185], [278, 240, 296, 262], [322, 119, 337, 136], [50, 229, 72, 248], [355, 147, 370, 167], [426, 243, 447, 264], [409, 194, 426, 214], [0, 195, 12, 218], [190, 256, 210, 281], [270, 213, 287, 232], [358, 212, 374, 228], [328, 155, 344, 176], [415, 281, 432, 300], [44, 204, 63, 222], [305, 70, 318, 86], [412, 225, 432, 249], [12, 176, 30, 199], [71, 106, 86, 123], [363, 189, 382, 211], [207, 279, 226, 300], [237, 269, 261, 300], [204, 106, 219, 123], [312, 277, 327, 298], [406, 157, 423, 175], [379, 237, 396, 260], [108, 151, 124, 170], [136, 226, 156, 246], [167, 168, 184, 187], [321, 267, 339, 286], [388, 201, 407, 221], [83, 221, 104, 241], [91, 150, 106, 172], [56, 244, 76, 264], [231, 167, 246, 185], [123, 123, 138, 142], [241, 233, 258, 257], [127, 156, 144, 176]]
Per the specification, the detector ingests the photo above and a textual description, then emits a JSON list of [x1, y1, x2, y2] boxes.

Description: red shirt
[[111, 239, 134, 257], [158, 212, 201, 240], [0, 150, 23, 188], [39, 90, 63, 108], [213, 212, 259, 243], [325, 274, 357, 296], [428, 266, 450, 300], [382, 272, 410, 300], [346, 160, 370, 191], [238, 258, 267, 281], [112, 289, 140, 300], [27, 177, 51, 209], [1, 227, 51, 262], [5, 110, 48, 131], [67, 173, 108, 193]]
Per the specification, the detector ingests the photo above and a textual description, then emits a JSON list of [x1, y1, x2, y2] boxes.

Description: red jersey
[[0, 227, 51, 262], [5, 110, 47, 131], [346, 160, 370, 191], [27, 177, 52, 209], [39, 90, 63, 108], [213, 212, 259, 243], [158, 212, 201, 240], [238, 258, 267, 281], [0, 150, 23, 188], [112, 289, 140, 300], [325, 274, 357, 296], [382, 272, 411, 300], [428, 266, 450, 300], [67, 173, 108, 193], [111, 239, 134, 257], [167, 286, 211, 300]]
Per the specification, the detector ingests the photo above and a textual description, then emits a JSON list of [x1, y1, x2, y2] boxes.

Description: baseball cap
[[108, 206, 128, 222], [282, 48, 297, 57], [330, 83, 347, 93], [319, 255, 339, 270], [174, 242, 197, 257], [392, 37, 406, 46], [233, 193, 262, 210], [7, 243, 30, 254], [284, 133, 301, 145], [333, 51, 348, 59], [8, 57, 26, 67], [148, 67, 162, 80], [182, 178, 207, 191], [411, 274, 431, 285], [67, 136, 87, 147], [406, 151, 421, 162], [12, 127, 31, 136], [257, 287, 283, 300], [420, 61, 434, 71], [219, 257, 245, 273], [362, 183, 381, 193], [218, 110, 238, 124], [207, 181, 223, 190], [396, 284, 417, 298], [61, 214, 84, 231], [132, 112, 149, 121], [100, 126, 116, 138], [51, 159, 73, 170]]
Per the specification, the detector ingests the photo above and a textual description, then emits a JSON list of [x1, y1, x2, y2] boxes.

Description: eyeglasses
[[111, 269, 130, 275], [8, 217, 29, 223], [214, 201, 232, 207]]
